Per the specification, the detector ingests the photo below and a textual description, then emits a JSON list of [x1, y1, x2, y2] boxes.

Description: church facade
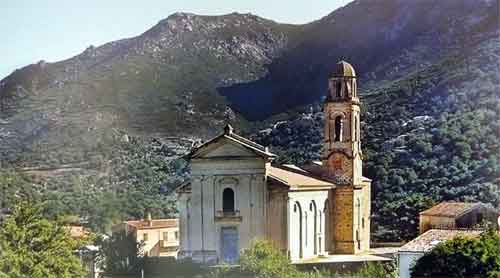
[[177, 61, 371, 264]]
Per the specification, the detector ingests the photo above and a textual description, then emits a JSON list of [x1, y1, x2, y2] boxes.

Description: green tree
[[0, 171, 38, 210], [411, 229, 500, 278], [98, 230, 145, 275], [355, 262, 397, 278], [239, 240, 299, 278], [0, 201, 86, 278]]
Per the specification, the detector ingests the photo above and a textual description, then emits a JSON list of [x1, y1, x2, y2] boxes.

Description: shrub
[[239, 240, 299, 278], [411, 229, 500, 277]]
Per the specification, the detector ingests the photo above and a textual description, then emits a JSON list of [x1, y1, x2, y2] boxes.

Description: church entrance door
[[221, 227, 239, 263]]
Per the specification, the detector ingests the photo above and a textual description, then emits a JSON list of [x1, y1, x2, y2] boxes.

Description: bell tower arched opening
[[334, 116, 343, 142]]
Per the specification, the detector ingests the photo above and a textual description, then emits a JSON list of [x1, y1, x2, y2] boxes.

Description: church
[[176, 61, 371, 264]]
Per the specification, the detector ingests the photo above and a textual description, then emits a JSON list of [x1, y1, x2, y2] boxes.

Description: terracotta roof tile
[[399, 229, 481, 252], [267, 165, 334, 189], [126, 219, 178, 230], [420, 202, 480, 217]]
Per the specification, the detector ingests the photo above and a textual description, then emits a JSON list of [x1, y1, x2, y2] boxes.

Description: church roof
[[186, 124, 276, 160], [333, 60, 356, 78], [420, 202, 481, 218], [267, 165, 334, 190]]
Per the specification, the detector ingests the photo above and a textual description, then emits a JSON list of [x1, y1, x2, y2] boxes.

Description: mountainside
[[253, 35, 500, 239], [0, 0, 499, 238], [0, 0, 497, 166], [221, 0, 498, 119], [0, 12, 297, 166]]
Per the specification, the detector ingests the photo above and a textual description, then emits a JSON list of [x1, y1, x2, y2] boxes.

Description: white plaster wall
[[398, 252, 423, 278], [185, 147, 268, 263], [288, 190, 329, 261]]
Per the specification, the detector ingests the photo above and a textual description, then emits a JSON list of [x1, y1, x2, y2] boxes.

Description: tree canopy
[[411, 229, 500, 278], [0, 201, 86, 278], [97, 230, 145, 275]]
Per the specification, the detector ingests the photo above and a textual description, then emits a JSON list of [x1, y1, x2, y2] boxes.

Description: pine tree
[[0, 201, 86, 278]]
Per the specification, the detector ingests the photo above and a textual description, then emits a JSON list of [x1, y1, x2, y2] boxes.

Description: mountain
[[0, 0, 498, 237], [0, 12, 299, 166], [221, 0, 498, 119]]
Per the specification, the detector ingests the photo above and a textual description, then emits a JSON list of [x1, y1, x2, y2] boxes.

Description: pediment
[[196, 138, 260, 158]]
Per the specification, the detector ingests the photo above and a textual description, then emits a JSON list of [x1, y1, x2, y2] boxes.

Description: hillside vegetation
[[0, 0, 498, 239], [253, 37, 500, 240]]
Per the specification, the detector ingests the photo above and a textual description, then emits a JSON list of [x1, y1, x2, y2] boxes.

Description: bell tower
[[323, 61, 371, 254]]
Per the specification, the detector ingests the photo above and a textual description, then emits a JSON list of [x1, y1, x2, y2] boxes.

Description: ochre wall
[[332, 186, 354, 254]]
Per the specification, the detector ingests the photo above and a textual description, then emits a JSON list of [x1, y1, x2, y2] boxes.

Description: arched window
[[334, 116, 343, 142], [222, 188, 235, 212], [310, 201, 318, 255], [294, 202, 303, 259], [336, 82, 342, 98]]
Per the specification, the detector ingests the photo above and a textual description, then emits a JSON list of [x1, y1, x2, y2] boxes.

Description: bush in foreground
[[411, 228, 500, 278]]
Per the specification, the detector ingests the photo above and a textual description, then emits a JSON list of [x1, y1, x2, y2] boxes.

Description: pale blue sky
[[1, 0, 351, 79]]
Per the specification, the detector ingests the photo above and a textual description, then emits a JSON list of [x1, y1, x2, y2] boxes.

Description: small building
[[398, 229, 481, 278], [66, 225, 91, 239], [65, 225, 102, 278], [419, 202, 499, 234], [112, 215, 179, 258]]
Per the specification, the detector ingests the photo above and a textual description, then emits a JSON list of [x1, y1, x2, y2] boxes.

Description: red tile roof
[[267, 165, 334, 190], [126, 219, 178, 230], [420, 202, 480, 218], [399, 229, 481, 253]]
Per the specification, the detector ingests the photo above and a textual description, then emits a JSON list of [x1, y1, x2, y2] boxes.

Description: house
[[65, 225, 102, 278], [177, 61, 372, 264], [398, 229, 481, 278], [112, 214, 179, 258], [66, 225, 91, 239], [419, 202, 499, 234]]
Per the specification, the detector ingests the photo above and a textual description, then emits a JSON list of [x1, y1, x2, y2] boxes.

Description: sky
[[1, 0, 352, 79]]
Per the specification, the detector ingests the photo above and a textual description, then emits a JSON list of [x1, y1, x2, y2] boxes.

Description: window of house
[[163, 232, 168, 241], [336, 82, 342, 98], [143, 233, 148, 241], [223, 188, 235, 212], [175, 231, 179, 240]]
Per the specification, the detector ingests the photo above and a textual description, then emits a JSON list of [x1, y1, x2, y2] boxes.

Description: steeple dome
[[333, 61, 356, 78], [326, 60, 358, 102]]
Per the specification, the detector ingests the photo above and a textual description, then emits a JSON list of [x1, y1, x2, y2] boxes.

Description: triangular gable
[[186, 125, 277, 160], [195, 137, 262, 158]]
